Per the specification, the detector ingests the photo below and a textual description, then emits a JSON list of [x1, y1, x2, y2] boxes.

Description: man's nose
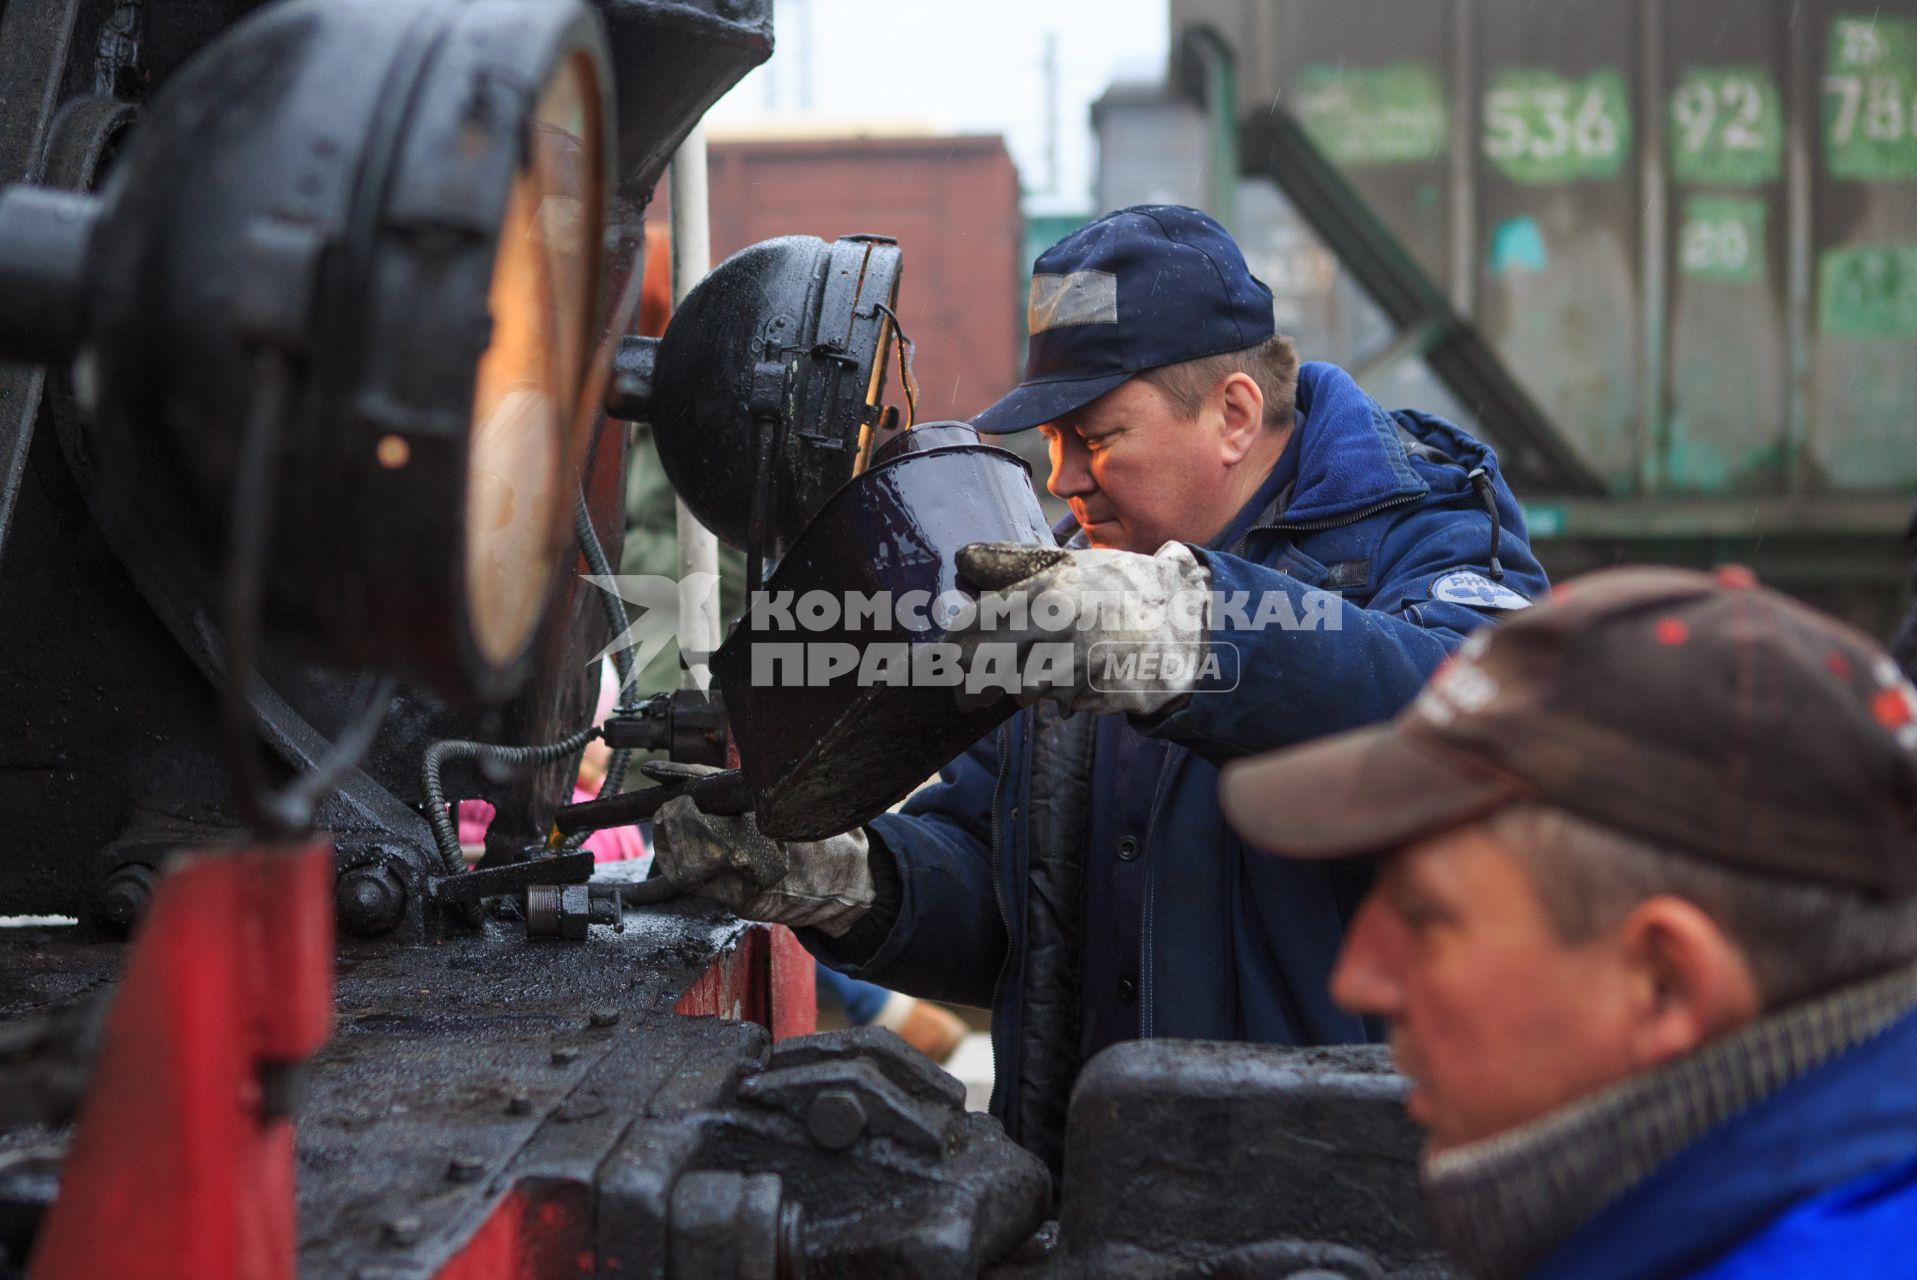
[[1330, 896, 1406, 1019], [1047, 433, 1094, 501]]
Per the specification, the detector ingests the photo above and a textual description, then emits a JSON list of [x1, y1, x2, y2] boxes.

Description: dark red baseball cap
[[1220, 566, 1917, 898]]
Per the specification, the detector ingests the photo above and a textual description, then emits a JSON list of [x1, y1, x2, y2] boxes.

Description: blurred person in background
[[459, 658, 647, 865], [1224, 566, 1917, 1280], [813, 965, 969, 1064]]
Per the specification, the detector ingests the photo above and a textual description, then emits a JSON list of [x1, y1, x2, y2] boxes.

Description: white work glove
[[948, 540, 1212, 717], [653, 770, 874, 937]]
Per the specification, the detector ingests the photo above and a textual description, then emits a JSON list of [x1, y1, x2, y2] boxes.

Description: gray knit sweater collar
[[1419, 961, 1917, 1280]]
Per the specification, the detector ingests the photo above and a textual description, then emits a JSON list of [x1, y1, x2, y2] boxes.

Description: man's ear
[[1212, 372, 1266, 464], [1617, 895, 1762, 1069]]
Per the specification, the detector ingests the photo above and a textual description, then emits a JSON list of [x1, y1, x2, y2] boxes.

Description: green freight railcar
[[1171, 0, 1915, 629]]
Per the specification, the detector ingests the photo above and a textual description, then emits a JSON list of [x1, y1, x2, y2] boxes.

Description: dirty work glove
[[948, 540, 1212, 717], [653, 769, 874, 937]]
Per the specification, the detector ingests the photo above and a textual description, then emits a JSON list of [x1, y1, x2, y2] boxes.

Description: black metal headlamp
[[0, 0, 613, 706], [620, 233, 910, 583]]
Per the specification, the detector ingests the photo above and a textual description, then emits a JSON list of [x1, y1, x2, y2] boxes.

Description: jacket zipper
[[1258, 489, 1424, 537], [1136, 495, 1421, 1030], [1135, 747, 1183, 1039], [986, 720, 1015, 1129]]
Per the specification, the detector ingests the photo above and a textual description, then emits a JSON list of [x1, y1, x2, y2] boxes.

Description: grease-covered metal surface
[[1025, 1041, 1454, 1280], [0, 904, 749, 1277], [298, 903, 750, 1276], [0, 898, 1052, 1280], [299, 913, 1051, 1278]]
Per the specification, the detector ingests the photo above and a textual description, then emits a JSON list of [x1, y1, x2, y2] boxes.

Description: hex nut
[[805, 1089, 867, 1151], [335, 863, 407, 936], [96, 864, 156, 934]]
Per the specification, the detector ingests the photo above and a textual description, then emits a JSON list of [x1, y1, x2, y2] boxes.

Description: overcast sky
[[704, 0, 1172, 208]]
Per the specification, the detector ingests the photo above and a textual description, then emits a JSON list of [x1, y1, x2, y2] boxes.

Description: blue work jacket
[[816, 362, 1550, 1155], [1531, 1003, 1917, 1280]]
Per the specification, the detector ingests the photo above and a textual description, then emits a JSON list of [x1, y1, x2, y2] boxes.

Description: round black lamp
[[637, 233, 909, 579], [0, 0, 614, 707]]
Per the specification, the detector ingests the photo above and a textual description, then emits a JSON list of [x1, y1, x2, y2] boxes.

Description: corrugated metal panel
[[1807, 1, 1917, 490], [1256, 0, 1456, 288], [1662, 0, 1791, 494], [1474, 0, 1643, 490], [1172, 0, 1917, 499]]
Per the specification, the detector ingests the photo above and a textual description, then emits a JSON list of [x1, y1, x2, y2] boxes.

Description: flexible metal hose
[[420, 729, 600, 873], [420, 488, 639, 872]]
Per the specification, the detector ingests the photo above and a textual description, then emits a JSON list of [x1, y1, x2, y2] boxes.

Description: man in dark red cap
[[1221, 566, 1917, 1280]]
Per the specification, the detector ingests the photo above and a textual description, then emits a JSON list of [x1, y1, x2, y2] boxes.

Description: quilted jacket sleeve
[[800, 728, 1010, 1009]]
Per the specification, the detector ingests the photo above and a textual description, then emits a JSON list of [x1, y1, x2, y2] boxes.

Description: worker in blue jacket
[[653, 206, 1550, 1173]]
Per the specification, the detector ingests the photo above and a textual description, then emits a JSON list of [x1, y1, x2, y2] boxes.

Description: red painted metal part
[[424, 926, 815, 1280], [673, 922, 817, 1042], [433, 1185, 594, 1280], [30, 842, 335, 1280]]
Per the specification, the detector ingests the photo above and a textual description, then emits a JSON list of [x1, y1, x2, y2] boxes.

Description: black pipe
[[551, 766, 750, 837]]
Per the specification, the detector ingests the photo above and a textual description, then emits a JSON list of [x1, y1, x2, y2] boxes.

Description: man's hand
[[948, 540, 1212, 716], [653, 771, 874, 937]]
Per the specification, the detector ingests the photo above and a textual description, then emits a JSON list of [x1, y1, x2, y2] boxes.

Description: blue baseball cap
[[971, 204, 1276, 434]]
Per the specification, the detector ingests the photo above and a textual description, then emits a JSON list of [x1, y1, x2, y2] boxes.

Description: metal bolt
[[96, 863, 155, 934], [527, 884, 606, 940], [336, 863, 407, 937], [805, 1089, 867, 1151], [446, 1156, 484, 1183], [668, 1172, 796, 1279], [505, 1093, 532, 1116], [525, 885, 562, 937], [381, 1215, 421, 1246], [588, 1008, 620, 1028], [551, 1047, 580, 1066], [587, 886, 625, 933]]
